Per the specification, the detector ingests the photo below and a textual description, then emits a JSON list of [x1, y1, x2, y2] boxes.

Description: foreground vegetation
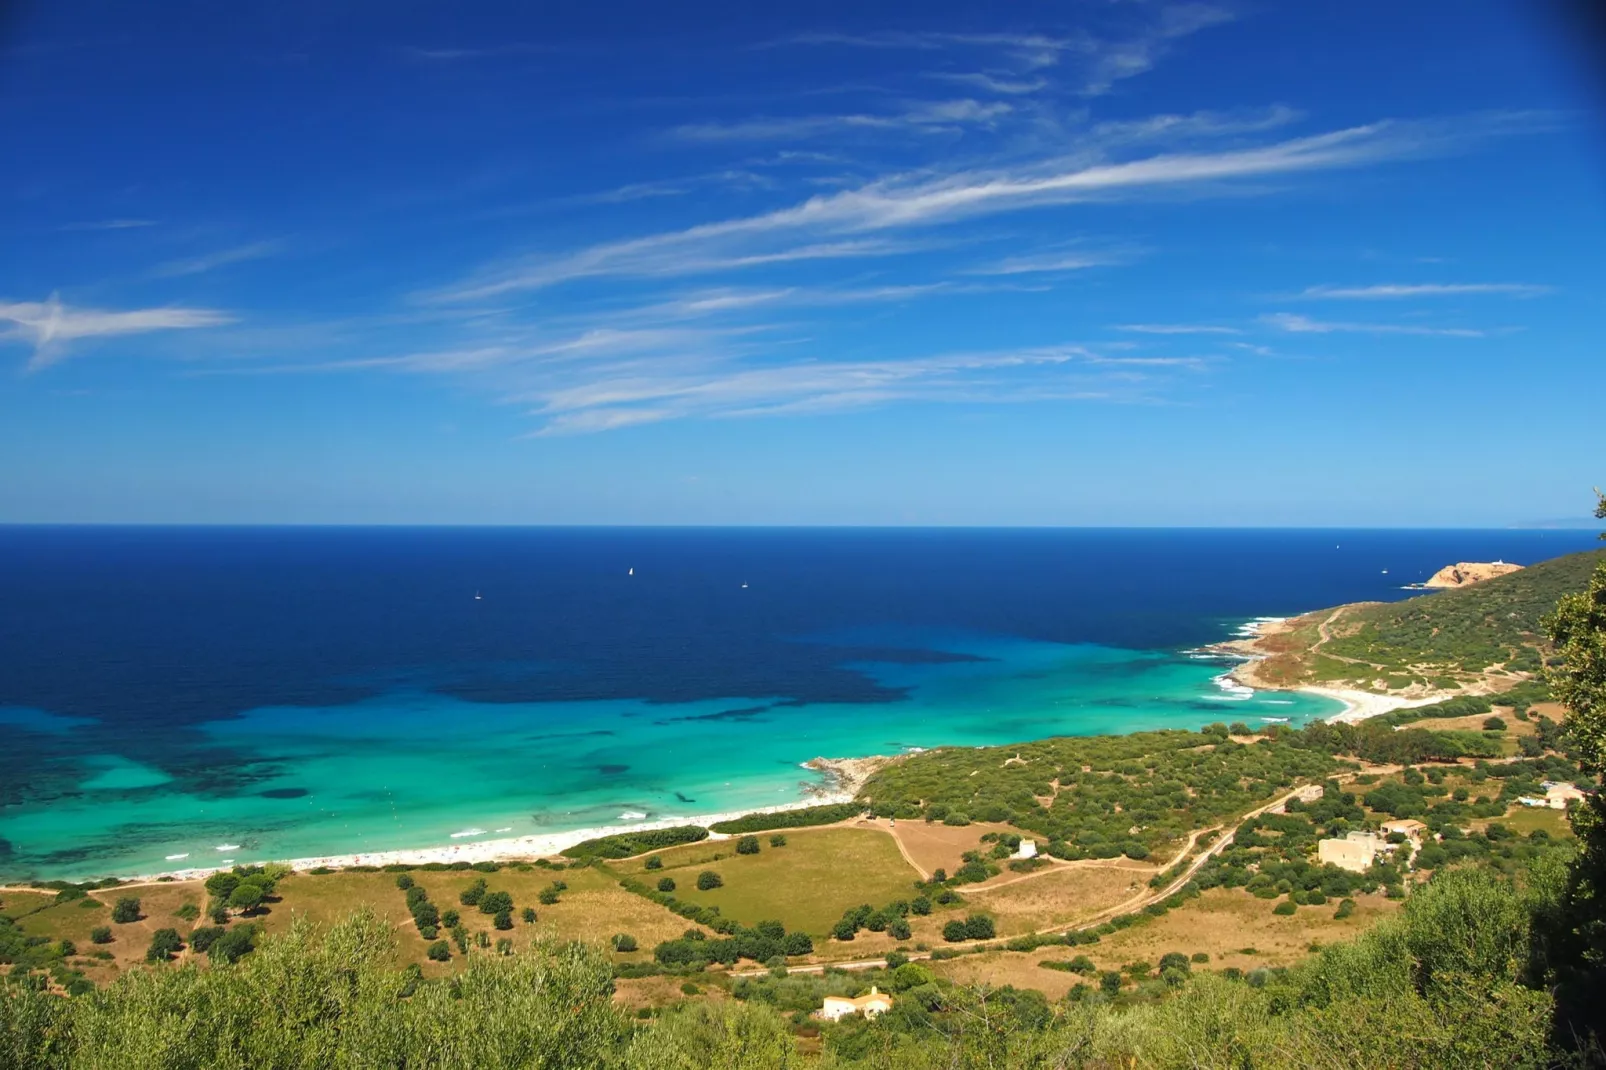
[[0, 861, 1592, 1069]]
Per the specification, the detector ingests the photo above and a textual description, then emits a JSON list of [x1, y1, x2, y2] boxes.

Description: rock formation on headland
[[1423, 561, 1523, 589]]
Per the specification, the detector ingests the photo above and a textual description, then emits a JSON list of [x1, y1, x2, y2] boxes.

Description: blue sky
[[1, 0, 1603, 525]]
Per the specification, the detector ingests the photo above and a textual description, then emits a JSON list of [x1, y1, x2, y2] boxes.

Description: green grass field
[[619, 827, 921, 935], [1497, 805, 1571, 838]]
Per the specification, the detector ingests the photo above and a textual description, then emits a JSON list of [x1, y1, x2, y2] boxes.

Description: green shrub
[[707, 803, 861, 834], [696, 871, 722, 891], [563, 825, 709, 860], [145, 929, 183, 963], [189, 927, 225, 953], [208, 928, 256, 965]]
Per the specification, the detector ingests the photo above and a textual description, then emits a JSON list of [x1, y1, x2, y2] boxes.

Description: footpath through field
[[729, 781, 1319, 978]]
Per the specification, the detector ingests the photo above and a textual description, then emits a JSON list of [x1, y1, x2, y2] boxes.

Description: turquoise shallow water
[[1, 636, 1338, 880], [8, 527, 1591, 882]]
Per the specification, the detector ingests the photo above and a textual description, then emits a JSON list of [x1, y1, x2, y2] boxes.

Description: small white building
[[1381, 819, 1428, 847], [1014, 839, 1038, 860], [1542, 782, 1587, 810], [819, 986, 894, 1021], [1318, 831, 1385, 874]]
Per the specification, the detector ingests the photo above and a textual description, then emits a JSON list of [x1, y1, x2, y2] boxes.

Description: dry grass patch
[[624, 827, 920, 936], [0, 890, 59, 918], [1076, 887, 1399, 975], [932, 885, 1400, 999], [928, 950, 1087, 1001], [963, 864, 1151, 936], [614, 975, 726, 1011], [19, 882, 210, 982], [882, 819, 1024, 878], [269, 865, 696, 969]]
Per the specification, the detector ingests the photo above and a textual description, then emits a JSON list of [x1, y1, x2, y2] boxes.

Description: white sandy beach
[[1213, 614, 1457, 724], [1296, 686, 1447, 724], [124, 791, 854, 884]]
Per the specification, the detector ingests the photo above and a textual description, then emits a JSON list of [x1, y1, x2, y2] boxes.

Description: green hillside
[[1246, 549, 1606, 692], [1324, 549, 1605, 679]]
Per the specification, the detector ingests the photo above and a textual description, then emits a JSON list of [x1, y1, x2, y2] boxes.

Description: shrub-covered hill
[[1322, 548, 1606, 679], [0, 864, 1583, 1069], [857, 727, 1339, 858]]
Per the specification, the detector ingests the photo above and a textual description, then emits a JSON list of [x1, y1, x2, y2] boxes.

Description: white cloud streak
[[1295, 282, 1549, 299], [521, 344, 1167, 436], [152, 240, 283, 278], [928, 72, 1048, 95], [58, 219, 157, 231], [782, 5, 1235, 93], [972, 250, 1126, 275], [0, 295, 235, 370], [1091, 105, 1305, 144], [1260, 313, 1485, 338], [669, 100, 1013, 142], [436, 118, 1503, 302], [1117, 323, 1242, 334]]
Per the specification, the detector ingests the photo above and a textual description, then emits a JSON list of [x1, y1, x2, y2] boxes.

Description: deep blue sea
[[0, 527, 1596, 881]]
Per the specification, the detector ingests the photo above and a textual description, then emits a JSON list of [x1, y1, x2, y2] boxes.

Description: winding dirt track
[[729, 782, 1316, 979]]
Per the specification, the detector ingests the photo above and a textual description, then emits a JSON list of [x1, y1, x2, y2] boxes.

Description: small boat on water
[[628, 567, 633, 576], [474, 590, 482, 600]]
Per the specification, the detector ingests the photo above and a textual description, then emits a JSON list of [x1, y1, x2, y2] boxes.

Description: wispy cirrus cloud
[[397, 43, 552, 62], [1295, 282, 1550, 299], [669, 100, 1013, 142], [1117, 323, 1242, 335], [782, 5, 1235, 94], [152, 240, 284, 278], [1260, 312, 1485, 337], [0, 295, 235, 370], [928, 72, 1048, 95], [1091, 105, 1305, 144], [434, 114, 1528, 303], [521, 343, 1180, 436], [58, 218, 157, 232], [971, 249, 1128, 275]]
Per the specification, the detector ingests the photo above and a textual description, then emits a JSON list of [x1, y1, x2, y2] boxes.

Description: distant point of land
[[1421, 560, 1524, 589]]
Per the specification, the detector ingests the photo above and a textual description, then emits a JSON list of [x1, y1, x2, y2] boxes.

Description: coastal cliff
[[1421, 560, 1523, 588]]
